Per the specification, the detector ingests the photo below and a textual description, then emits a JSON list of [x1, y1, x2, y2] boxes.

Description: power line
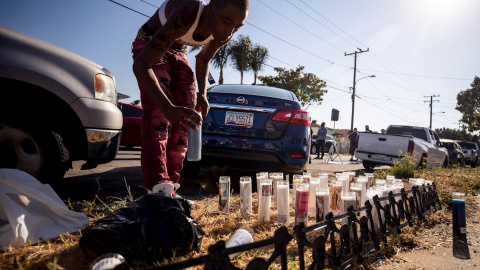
[[107, 0, 149, 17], [257, 0, 344, 53], [245, 22, 336, 65]]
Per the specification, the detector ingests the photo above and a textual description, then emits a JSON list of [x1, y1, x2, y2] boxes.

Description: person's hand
[[163, 105, 202, 132], [196, 94, 210, 119]]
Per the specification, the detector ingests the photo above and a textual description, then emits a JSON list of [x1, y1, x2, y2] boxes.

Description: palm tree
[[229, 35, 252, 84], [190, 45, 231, 85], [210, 45, 231, 85], [249, 44, 269, 85]]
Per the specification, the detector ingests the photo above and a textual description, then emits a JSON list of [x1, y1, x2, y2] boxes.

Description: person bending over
[[132, 0, 249, 196]]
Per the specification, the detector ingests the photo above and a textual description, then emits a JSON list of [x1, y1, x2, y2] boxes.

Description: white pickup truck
[[355, 125, 448, 170]]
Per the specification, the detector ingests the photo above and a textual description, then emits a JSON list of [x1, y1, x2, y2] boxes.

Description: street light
[[351, 75, 376, 131], [430, 111, 445, 129]]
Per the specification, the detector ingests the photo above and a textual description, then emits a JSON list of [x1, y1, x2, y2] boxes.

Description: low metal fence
[[157, 183, 441, 270]]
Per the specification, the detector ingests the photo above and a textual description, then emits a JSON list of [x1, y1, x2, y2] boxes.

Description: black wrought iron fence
[[156, 183, 441, 270]]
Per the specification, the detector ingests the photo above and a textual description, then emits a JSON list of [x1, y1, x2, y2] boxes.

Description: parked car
[[0, 26, 122, 183], [118, 102, 142, 149], [439, 139, 465, 167], [355, 125, 448, 170], [311, 134, 337, 155], [457, 141, 480, 168], [183, 84, 311, 178]]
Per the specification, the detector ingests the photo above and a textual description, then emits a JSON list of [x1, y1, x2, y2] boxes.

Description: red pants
[[132, 41, 196, 190]]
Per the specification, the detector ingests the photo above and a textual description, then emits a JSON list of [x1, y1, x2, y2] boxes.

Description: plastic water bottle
[[187, 110, 202, 161]]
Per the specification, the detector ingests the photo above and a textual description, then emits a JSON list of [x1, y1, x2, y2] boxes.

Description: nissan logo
[[236, 96, 246, 104]]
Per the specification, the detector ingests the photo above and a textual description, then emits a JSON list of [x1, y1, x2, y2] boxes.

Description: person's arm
[[132, 2, 202, 131], [195, 39, 229, 118]]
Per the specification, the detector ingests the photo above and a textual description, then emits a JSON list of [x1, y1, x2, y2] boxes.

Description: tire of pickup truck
[[442, 157, 449, 168], [0, 124, 69, 183], [363, 160, 376, 171], [417, 155, 427, 169]]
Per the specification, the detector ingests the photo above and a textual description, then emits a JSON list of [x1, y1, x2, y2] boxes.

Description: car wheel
[[417, 155, 427, 169], [0, 124, 69, 183], [363, 160, 375, 171], [472, 158, 478, 168], [442, 157, 449, 168], [311, 144, 317, 155], [181, 159, 202, 178]]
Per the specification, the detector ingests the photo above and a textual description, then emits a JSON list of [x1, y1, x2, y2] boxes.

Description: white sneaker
[[152, 182, 175, 197]]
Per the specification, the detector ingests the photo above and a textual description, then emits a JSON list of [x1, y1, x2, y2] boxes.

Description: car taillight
[[472, 151, 475, 158], [407, 140, 414, 155], [355, 134, 359, 149], [290, 154, 303, 158], [272, 110, 309, 126]]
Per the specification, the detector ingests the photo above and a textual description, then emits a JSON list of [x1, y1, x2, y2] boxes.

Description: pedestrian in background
[[315, 122, 327, 159], [348, 128, 358, 161], [365, 125, 372, 132]]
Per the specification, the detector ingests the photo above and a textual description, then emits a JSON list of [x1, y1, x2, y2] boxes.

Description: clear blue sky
[[1, 0, 479, 133]]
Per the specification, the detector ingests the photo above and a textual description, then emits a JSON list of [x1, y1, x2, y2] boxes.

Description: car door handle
[[379, 138, 386, 141]]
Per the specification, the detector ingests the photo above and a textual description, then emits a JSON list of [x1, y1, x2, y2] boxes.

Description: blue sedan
[[183, 84, 312, 178]]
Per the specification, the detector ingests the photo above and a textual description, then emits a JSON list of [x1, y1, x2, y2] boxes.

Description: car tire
[[417, 155, 427, 169], [472, 158, 478, 168], [363, 160, 375, 171], [0, 124, 69, 183], [442, 157, 449, 168], [181, 159, 202, 178], [311, 143, 317, 155]]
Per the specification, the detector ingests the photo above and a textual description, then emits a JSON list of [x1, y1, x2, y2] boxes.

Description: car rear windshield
[[385, 127, 428, 141], [458, 142, 475, 149], [209, 85, 295, 101], [441, 142, 454, 150]]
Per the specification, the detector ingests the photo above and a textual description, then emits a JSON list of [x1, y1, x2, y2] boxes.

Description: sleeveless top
[[158, 0, 214, 47]]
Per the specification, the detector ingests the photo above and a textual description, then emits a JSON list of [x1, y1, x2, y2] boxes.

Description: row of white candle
[[218, 172, 433, 228]]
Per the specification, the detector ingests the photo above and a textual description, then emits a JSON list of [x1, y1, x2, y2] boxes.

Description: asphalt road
[[53, 146, 366, 201]]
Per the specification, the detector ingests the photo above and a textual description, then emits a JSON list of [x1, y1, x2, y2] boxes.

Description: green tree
[[456, 76, 480, 132], [435, 127, 478, 142], [258, 65, 327, 107], [229, 35, 252, 84], [249, 44, 269, 85]]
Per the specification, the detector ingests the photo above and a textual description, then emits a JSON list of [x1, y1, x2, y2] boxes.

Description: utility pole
[[345, 48, 369, 131], [424, 95, 440, 129]]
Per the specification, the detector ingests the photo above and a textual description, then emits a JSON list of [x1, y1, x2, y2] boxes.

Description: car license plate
[[225, 111, 254, 127], [375, 154, 387, 161]]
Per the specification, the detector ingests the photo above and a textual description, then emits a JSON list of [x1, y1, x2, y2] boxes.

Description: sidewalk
[[307, 154, 365, 177]]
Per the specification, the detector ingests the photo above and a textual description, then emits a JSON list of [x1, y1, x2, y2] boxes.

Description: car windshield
[[458, 142, 475, 149], [326, 135, 334, 140], [386, 127, 428, 141]]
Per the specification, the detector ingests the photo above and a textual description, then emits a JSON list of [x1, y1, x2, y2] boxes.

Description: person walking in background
[[365, 125, 372, 132], [348, 128, 358, 161], [315, 122, 327, 159], [132, 0, 249, 196]]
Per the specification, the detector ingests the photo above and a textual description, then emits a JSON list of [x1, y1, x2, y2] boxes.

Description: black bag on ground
[[79, 194, 204, 261]]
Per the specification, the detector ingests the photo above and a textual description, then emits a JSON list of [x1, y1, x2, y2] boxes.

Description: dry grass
[[1, 167, 478, 270]]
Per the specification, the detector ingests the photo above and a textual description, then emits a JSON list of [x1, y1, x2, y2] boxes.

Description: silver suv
[[457, 141, 480, 168], [0, 26, 123, 183]]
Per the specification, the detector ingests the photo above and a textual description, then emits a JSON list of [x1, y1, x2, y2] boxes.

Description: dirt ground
[[6, 150, 477, 269], [375, 195, 480, 270]]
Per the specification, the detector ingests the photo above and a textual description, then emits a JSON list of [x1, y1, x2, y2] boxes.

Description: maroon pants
[[132, 41, 196, 190]]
